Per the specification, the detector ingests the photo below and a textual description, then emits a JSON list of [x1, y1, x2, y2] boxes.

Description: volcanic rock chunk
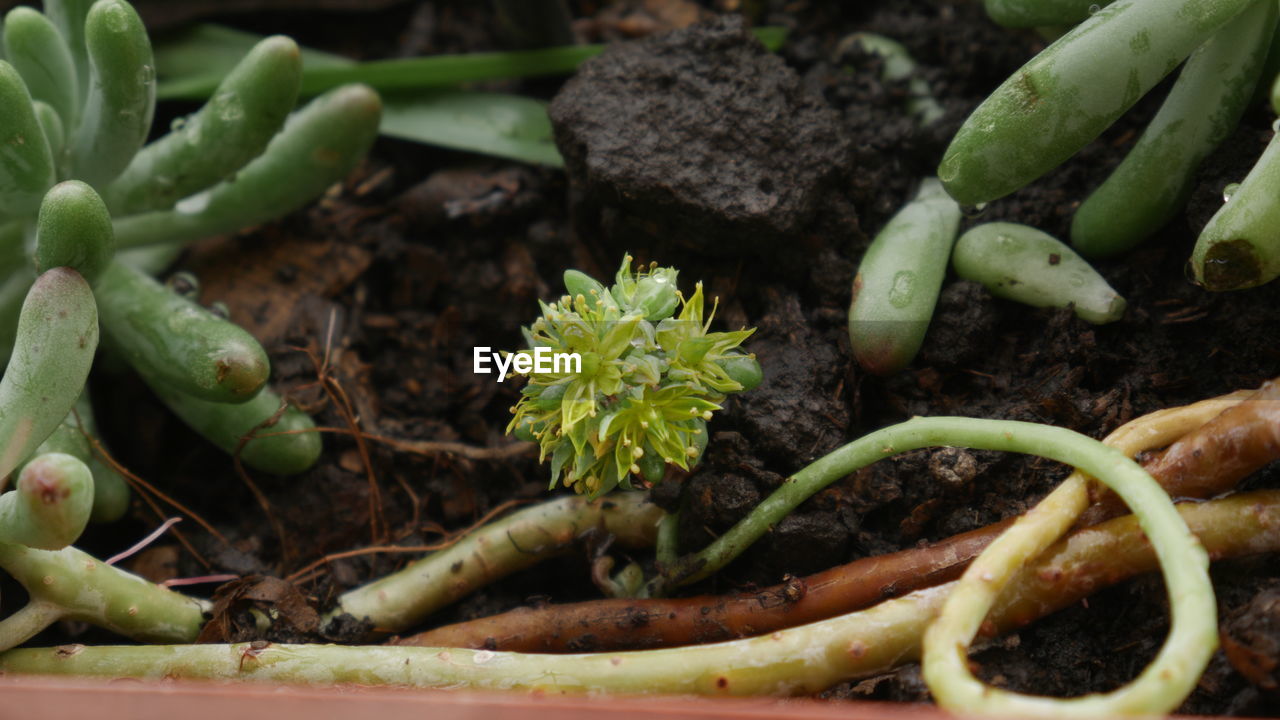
[[549, 16, 853, 257]]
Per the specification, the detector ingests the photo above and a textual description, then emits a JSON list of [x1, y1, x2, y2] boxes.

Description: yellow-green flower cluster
[[507, 255, 762, 498]]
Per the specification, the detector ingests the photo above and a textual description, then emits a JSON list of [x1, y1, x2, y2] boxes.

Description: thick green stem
[[7, 491, 1277, 695], [0, 542, 207, 650], [0, 601, 62, 652], [327, 493, 663, 635]]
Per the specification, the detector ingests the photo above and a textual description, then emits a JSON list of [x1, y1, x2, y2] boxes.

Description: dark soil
[[12, 0, 1280, 714]]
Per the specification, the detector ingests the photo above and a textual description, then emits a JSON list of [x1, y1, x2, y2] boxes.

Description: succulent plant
[[507, 255, 762, 499], [0, 0, 382, 520]]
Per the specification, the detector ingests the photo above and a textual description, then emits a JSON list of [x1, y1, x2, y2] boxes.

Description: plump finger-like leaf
[[149, 382, 322, 476], [35, 180, 115, 282], [113, 84, 381, 248], [95, 260, 269, 403], [953, 222, 1125, 324], [0, 452, 93, 549], [20, 392, 128, 524], [1191, 130, 1280, 290], [849, 178, 960, 376], [983, 0, 1114, 28], [0, 267, 98, 481], [939, 0, 1256, 205], [153, 23, 348, 100], [1072, 0, 1275, 258], [70, 0, 155, 189], [0, 61, 56, 217], [43, 0, 94, 103], [3, 7, 78, 131], [32, 100, 66, 165], [105, 35, 303, 215], [0, 223, 33, 366]]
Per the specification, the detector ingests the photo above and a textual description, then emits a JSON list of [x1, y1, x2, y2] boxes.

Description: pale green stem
[[327, 492, 663, 636], [0, 542, 208, 650], [6, 491, 1276, 695], [0, 601, 63, 651]]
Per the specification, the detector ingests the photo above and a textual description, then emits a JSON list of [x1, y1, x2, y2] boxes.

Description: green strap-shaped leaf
[[113, 83, 381, 248], [0, 267, 98, 481], [35, 180, 115, 282], [0, 452, 93, 550], [69, 0, 155, 189], [94, 260, 269, 403], [106, 35, 303, 215], [0, 60, 56, 217], [3, 7, 79, 134]]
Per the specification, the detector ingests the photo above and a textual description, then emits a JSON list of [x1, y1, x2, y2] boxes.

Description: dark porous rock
[[549, 16, 854, 262]]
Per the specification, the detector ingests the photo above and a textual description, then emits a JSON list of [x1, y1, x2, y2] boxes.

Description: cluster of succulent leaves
[[946, 0, 1280, 289], [507, 256, 762, 499], [0, 0, 381, 526]]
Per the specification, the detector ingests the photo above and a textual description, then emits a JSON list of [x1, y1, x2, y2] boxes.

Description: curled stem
[[661, 417, 1125, 590], [7, 491, 1277, 694], [922, 424, 1216, 716], [399, 388, 1250, 652]]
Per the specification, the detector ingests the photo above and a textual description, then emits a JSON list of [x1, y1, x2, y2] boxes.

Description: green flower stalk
[[952, 222, 1125, 324], [507, 256, 761, 499]]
